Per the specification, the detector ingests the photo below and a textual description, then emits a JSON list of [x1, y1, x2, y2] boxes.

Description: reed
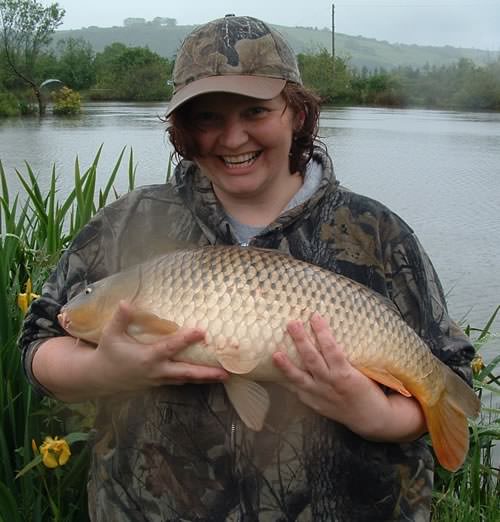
[[0, 151, 498, 520], [0, 148, 134, 521], [432, 307, 500, 521]]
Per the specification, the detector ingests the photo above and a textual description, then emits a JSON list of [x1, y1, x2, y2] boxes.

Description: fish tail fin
[[422, 362, 480, 472]]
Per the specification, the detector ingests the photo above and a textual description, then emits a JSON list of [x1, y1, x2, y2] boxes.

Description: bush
[[52, 86, 81, 115], [93, 43, 173, 101], [0, 91, 20, 117]]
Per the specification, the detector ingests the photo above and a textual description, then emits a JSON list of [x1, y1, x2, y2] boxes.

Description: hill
[[52, 22, 500, 71]]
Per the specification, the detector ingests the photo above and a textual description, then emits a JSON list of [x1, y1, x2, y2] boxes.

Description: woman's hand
[[272, 313, 427, 443], [33, 301, 228, 402], [87, 301, 229, 395]]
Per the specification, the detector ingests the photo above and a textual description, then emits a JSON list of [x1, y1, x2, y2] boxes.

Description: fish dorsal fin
[[224, 376, 270, 431], [357, 366, 412, 397], [126, 309, 179, 344]]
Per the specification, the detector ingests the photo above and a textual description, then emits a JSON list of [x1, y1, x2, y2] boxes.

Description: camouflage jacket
[[20, 148, 474, 522]]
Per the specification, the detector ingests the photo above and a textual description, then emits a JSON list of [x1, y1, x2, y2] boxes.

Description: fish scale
[[60, 245, 480, 471]]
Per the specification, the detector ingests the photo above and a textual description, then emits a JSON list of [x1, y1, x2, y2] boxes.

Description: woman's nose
[[217, 117, 249, 149]]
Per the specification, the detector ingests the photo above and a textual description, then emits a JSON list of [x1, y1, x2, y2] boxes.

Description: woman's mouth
[[220, 151, 261, 169]]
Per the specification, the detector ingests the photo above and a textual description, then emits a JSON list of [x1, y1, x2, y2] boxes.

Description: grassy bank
[[0, 151, 498, 520]]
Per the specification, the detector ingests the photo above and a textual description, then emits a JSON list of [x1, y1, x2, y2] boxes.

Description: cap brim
[[165, 75, 286, 117]]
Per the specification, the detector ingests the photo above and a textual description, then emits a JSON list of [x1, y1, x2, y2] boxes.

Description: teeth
[[222, 152, 260, 167]]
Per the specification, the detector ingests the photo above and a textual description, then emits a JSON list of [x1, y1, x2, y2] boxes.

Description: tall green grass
[[432, 307, 500, 521], [0, 150, 498, 520], [0, 148, 136, 521]]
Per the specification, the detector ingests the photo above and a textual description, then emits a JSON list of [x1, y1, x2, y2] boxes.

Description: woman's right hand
[[33, 301, 228, 402], [91, 301, 229, 394]]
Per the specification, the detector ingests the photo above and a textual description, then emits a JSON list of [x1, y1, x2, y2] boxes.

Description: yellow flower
[[39, 436, 71, 468], [17, 293, 29, 314], [471, 354, 485, 375], [17, 278, 40, 314]]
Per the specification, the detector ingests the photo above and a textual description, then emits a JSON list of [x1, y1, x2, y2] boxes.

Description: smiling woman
[[169, 82, 320, 176], [176, 92, 303, 225], [20, 13, 477, 522]]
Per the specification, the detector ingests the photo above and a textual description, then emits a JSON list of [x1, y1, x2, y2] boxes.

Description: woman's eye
[[193, 112, 222, 128], [246, 107, 268, 118]]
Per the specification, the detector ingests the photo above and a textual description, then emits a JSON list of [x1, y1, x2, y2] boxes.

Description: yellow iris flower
[[39, 436, 71, 468], [471, 354, 485, 376], [17, 278, 40, 314]]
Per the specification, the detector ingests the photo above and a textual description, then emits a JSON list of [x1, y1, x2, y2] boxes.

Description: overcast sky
[[52, 0, 500, 51]]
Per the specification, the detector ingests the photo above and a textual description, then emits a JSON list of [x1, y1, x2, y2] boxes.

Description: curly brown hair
[[166, 82, 321, 175]]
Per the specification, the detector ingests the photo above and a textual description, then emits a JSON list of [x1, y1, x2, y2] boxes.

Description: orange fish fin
[[422, 362, 480, 472], [126, 310, 179, 344], [357, 366, 412, 397], [224, 376, 270, 431]]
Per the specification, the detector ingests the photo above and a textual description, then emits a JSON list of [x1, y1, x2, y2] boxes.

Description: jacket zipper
[[230, 413, 241, 477]]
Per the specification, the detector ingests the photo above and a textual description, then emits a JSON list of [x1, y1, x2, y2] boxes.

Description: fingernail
[[311, 313, 324, 325], [287, 321, 301, 334], [272, 352, 285, 365]]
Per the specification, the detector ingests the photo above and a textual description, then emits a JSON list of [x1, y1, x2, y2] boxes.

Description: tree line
[[299, 49, 500, 111], [2, 38, 500, 116], [0, 37, 174, 115], [1, 0, 499, 116]]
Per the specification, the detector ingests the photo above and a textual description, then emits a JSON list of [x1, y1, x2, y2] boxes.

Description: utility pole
[[331, 3, 336, 73]]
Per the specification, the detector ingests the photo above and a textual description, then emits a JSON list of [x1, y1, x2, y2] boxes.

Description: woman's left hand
[[272, 313, 427, 443]]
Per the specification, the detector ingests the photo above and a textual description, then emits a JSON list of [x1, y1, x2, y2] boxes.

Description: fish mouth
[[58, 311, 71, 332], [57, 311, 100, 344], [219, 151, 261, 169]]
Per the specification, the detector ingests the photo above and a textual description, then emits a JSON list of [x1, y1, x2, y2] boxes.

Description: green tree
[[94, 43, 172, 101], [55, 37, 95, 90], [451, 60, 500, 110], [0, 0, 65, 114], [297, 49, 353, 104], [350, 69, 406, 107]]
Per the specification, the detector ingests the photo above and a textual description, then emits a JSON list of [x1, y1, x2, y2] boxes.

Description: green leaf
[[14, 454, 42, 479], [0, 481, 21, 522], [128, 147, 137, 192], [0, 160, 9, 206], [477, 305, 500, 342], [100, 145, 125, 207], [64, 432, 89, 445]]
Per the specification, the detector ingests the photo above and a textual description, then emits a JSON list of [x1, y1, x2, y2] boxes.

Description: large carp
[[58, 245, 480, 471]]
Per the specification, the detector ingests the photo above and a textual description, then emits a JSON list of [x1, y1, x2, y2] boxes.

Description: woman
[[20, 15, 474, 521]]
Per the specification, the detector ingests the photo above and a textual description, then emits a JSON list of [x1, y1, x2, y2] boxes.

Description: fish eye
[[84, 287, 93, 295]]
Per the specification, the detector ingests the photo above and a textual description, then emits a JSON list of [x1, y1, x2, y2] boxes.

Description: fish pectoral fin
[[126, 310, 179, 344], [215, 349, 260, 374], [357, 366, 412, 397], [224, 376, 270, 431]]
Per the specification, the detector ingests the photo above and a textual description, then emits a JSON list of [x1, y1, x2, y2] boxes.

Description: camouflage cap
[[166, 15, 302, 116]]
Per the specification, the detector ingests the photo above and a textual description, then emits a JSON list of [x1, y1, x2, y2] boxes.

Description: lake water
[[1, 103, 499, 362]]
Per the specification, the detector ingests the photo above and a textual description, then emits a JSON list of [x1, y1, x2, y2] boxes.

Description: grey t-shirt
[[226, 159, 323, 245]]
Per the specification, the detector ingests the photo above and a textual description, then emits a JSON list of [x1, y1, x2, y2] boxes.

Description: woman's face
[[187, 92, 300, 204]]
